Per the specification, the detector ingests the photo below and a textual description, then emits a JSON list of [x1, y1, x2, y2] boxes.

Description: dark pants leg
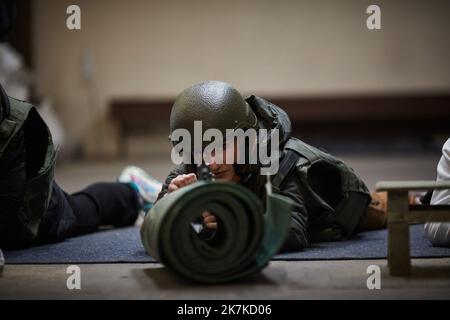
[[34, 181, 140, 245]]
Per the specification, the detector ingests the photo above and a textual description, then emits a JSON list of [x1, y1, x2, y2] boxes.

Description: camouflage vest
[[0, 96, 56, 243]]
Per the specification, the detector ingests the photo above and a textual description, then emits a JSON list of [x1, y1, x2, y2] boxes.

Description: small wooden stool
[[376, 181, 450, 276]]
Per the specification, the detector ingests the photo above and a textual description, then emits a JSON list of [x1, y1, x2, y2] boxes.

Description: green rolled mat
[[140, 180, 293, 283]]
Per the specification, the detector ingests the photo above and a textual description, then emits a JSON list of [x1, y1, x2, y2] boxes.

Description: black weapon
[[197, 162, 213, 181]]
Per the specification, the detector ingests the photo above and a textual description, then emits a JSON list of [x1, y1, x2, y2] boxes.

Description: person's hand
[[202, 211, 217, 230], [168, 173, 197, 193]]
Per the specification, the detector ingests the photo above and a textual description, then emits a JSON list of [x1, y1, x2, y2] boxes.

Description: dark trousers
[[1, 125, 140, 248], [33, 181, 140, 245]]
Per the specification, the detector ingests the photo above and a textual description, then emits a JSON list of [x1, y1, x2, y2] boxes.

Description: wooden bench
[[109, 94, 450, 157], [376, 181, 450, 276], [109, 100, 172, 157]]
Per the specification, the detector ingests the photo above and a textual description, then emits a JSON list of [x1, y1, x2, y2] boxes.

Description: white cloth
[[431, 138, 450, 205], [424, 138, 450, 247]]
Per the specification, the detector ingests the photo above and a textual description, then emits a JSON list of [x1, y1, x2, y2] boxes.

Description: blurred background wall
[[4, 0, 450, 158]]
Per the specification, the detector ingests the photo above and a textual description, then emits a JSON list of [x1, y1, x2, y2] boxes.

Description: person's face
[[205, 140, 238, 181]]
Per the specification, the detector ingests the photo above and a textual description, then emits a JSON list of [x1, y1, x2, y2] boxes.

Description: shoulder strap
[[271, 138, 324, 190], [271, 149, 300, 189], [284, 138, 321, 163]]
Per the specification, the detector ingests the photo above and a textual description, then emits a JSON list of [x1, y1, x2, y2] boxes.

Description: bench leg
[[387, 191, 411, 276]]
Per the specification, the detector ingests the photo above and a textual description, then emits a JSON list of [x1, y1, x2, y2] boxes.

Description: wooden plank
[[408, 211, 450, 223], [376, 181, 450, 192]]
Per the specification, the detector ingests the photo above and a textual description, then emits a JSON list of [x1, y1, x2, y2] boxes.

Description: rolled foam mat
[[140, 180, 293, 283]]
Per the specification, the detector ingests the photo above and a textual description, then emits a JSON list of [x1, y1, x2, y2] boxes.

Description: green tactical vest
[[0, 97, 56, 244], [272, 137, 371, 242]]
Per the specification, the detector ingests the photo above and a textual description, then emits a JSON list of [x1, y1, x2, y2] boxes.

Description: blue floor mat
[[3, 224, 450, 264]]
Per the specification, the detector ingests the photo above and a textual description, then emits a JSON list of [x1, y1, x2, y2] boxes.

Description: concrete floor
[[1, 259, 450, 299], [1, 154, 449, 300]]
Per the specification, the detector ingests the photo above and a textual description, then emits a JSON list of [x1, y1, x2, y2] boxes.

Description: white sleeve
[[425, 138, 450, 247], [424, 222, 450, 247], [431, 138, 450, 205]]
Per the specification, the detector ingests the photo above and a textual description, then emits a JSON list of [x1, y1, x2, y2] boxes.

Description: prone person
[[0, 83, 161, 249], [156, 80, 387, 253]]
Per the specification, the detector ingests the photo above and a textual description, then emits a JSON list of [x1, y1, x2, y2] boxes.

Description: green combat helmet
[[170, 80, 258, 144]]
